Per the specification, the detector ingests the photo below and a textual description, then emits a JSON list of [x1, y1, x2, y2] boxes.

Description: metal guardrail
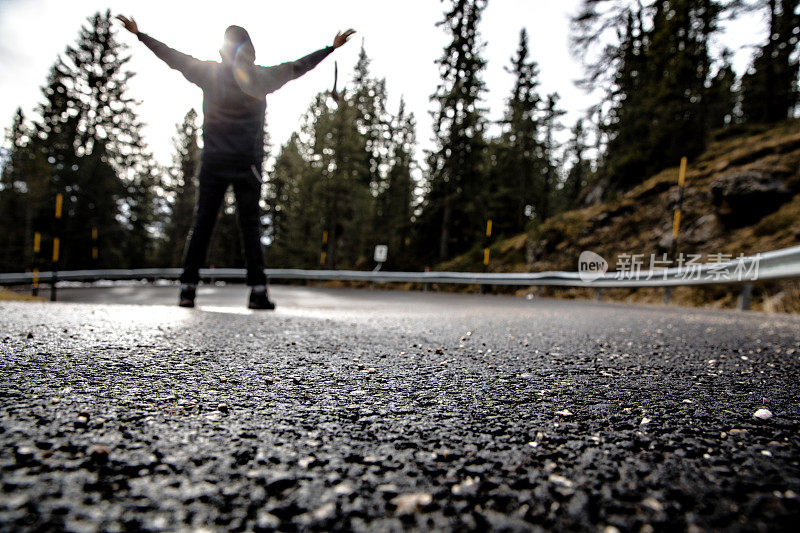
[[1, 245, 799, 287], [1, 245, 799, 309]]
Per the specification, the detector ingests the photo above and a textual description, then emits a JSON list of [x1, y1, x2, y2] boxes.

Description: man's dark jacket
[[137, 33, 333, 167]]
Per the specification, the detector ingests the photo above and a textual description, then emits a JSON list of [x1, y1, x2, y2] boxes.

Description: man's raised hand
[[115, 15, 139, 36], [333, 29, 356, 49]]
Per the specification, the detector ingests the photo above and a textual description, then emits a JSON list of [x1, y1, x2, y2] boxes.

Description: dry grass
[[0, 287, 45, 302], [762, 281, 800, 314]]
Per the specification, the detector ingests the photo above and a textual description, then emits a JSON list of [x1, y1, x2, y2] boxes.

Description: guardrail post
[[32, 269, 39, 297], [663, 286, 673, 304], [594, 288, 603, 301], [738, 283, 753, 311]]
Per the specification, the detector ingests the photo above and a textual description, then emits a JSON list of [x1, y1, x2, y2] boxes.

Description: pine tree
[[266, 45, 414, 272], [375, 99, 417, 269], [0, 110, 50, 271], [741, 0, 800, 123], [352, 45, 389, 192], [158, 109, 200, 267], [539, 94, 565, 221], [489, 28, 547, 236], [601, 8, 653, 185], [271, 91, 372, 270], [647, 0, 720, 164], [124, 158, 161, 268], [705, 50, 739, 131], [561, 120, 592, 209], [314, 95, 372, 268], [572, 0, 729, 191], [267, 133, 319, 268], [29, 10, 158, 269], [417, 0, 489, 262]]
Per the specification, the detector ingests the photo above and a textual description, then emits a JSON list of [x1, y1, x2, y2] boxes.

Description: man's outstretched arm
[[260, 29, 355, 94], [116, 15, 210, 87]]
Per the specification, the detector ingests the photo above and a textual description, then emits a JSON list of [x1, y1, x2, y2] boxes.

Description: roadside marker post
[[484, 219, 492, 265], [481, 219, 492, 294], [319, 231, 328, 287], [320, 231, 328, 266], [32, 231, 41, 296], [92, 227, 98, 262], [51, 194, 63, 302], [371, 245, 388, 291], [664, 157, 687, 305], [671, 157, 687, 250]]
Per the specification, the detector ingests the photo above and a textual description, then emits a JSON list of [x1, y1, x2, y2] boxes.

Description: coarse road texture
[[1, 285, 800, 532]]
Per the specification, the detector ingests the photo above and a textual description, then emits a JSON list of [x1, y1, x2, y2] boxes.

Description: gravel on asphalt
[[1, 290, 799, 531]]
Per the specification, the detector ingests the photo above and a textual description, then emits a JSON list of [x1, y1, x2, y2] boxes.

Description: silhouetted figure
[[117, 15, 354, 309]]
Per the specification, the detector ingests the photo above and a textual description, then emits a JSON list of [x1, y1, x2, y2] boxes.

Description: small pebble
[[753, 408, 772, 420], [88, 445, 111, 464], [391, 492, 432, 515], [311, 502, 336, 521]]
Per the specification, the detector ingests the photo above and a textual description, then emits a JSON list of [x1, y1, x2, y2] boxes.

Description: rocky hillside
[[440, 120, 800, 311]]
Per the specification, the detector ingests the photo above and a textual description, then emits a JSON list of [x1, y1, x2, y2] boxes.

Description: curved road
[[1, 285, 799, 531]]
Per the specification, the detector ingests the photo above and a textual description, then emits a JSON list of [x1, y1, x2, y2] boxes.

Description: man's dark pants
[[179, 160, 267, 287]]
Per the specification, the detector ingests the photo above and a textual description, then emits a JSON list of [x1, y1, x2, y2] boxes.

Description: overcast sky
[[0, 0, 766, 168]]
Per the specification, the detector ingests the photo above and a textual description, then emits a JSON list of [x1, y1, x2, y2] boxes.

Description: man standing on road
[[116, 15, 355, 309]]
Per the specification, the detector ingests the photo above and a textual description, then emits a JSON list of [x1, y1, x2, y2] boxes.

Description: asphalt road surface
[[1, 285, 799, 531]]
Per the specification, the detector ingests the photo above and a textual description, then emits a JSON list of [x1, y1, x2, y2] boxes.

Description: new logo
[[578, 251, 608, 282]]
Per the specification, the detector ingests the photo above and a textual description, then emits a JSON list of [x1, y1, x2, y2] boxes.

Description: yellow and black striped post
[[671, 157, 687, 245], [483, 219, 492, 266], [32, 232, 41, 297], [480, 219, 493, 294], [320, 230, 328, 267], [665, 157, 688, 304], [91, 227, 98, 262], [51, 193, 63, 302]]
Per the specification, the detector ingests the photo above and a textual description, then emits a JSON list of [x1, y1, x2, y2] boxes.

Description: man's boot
[[179, 284, 196, 308], [248, 286, 275, 310]]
